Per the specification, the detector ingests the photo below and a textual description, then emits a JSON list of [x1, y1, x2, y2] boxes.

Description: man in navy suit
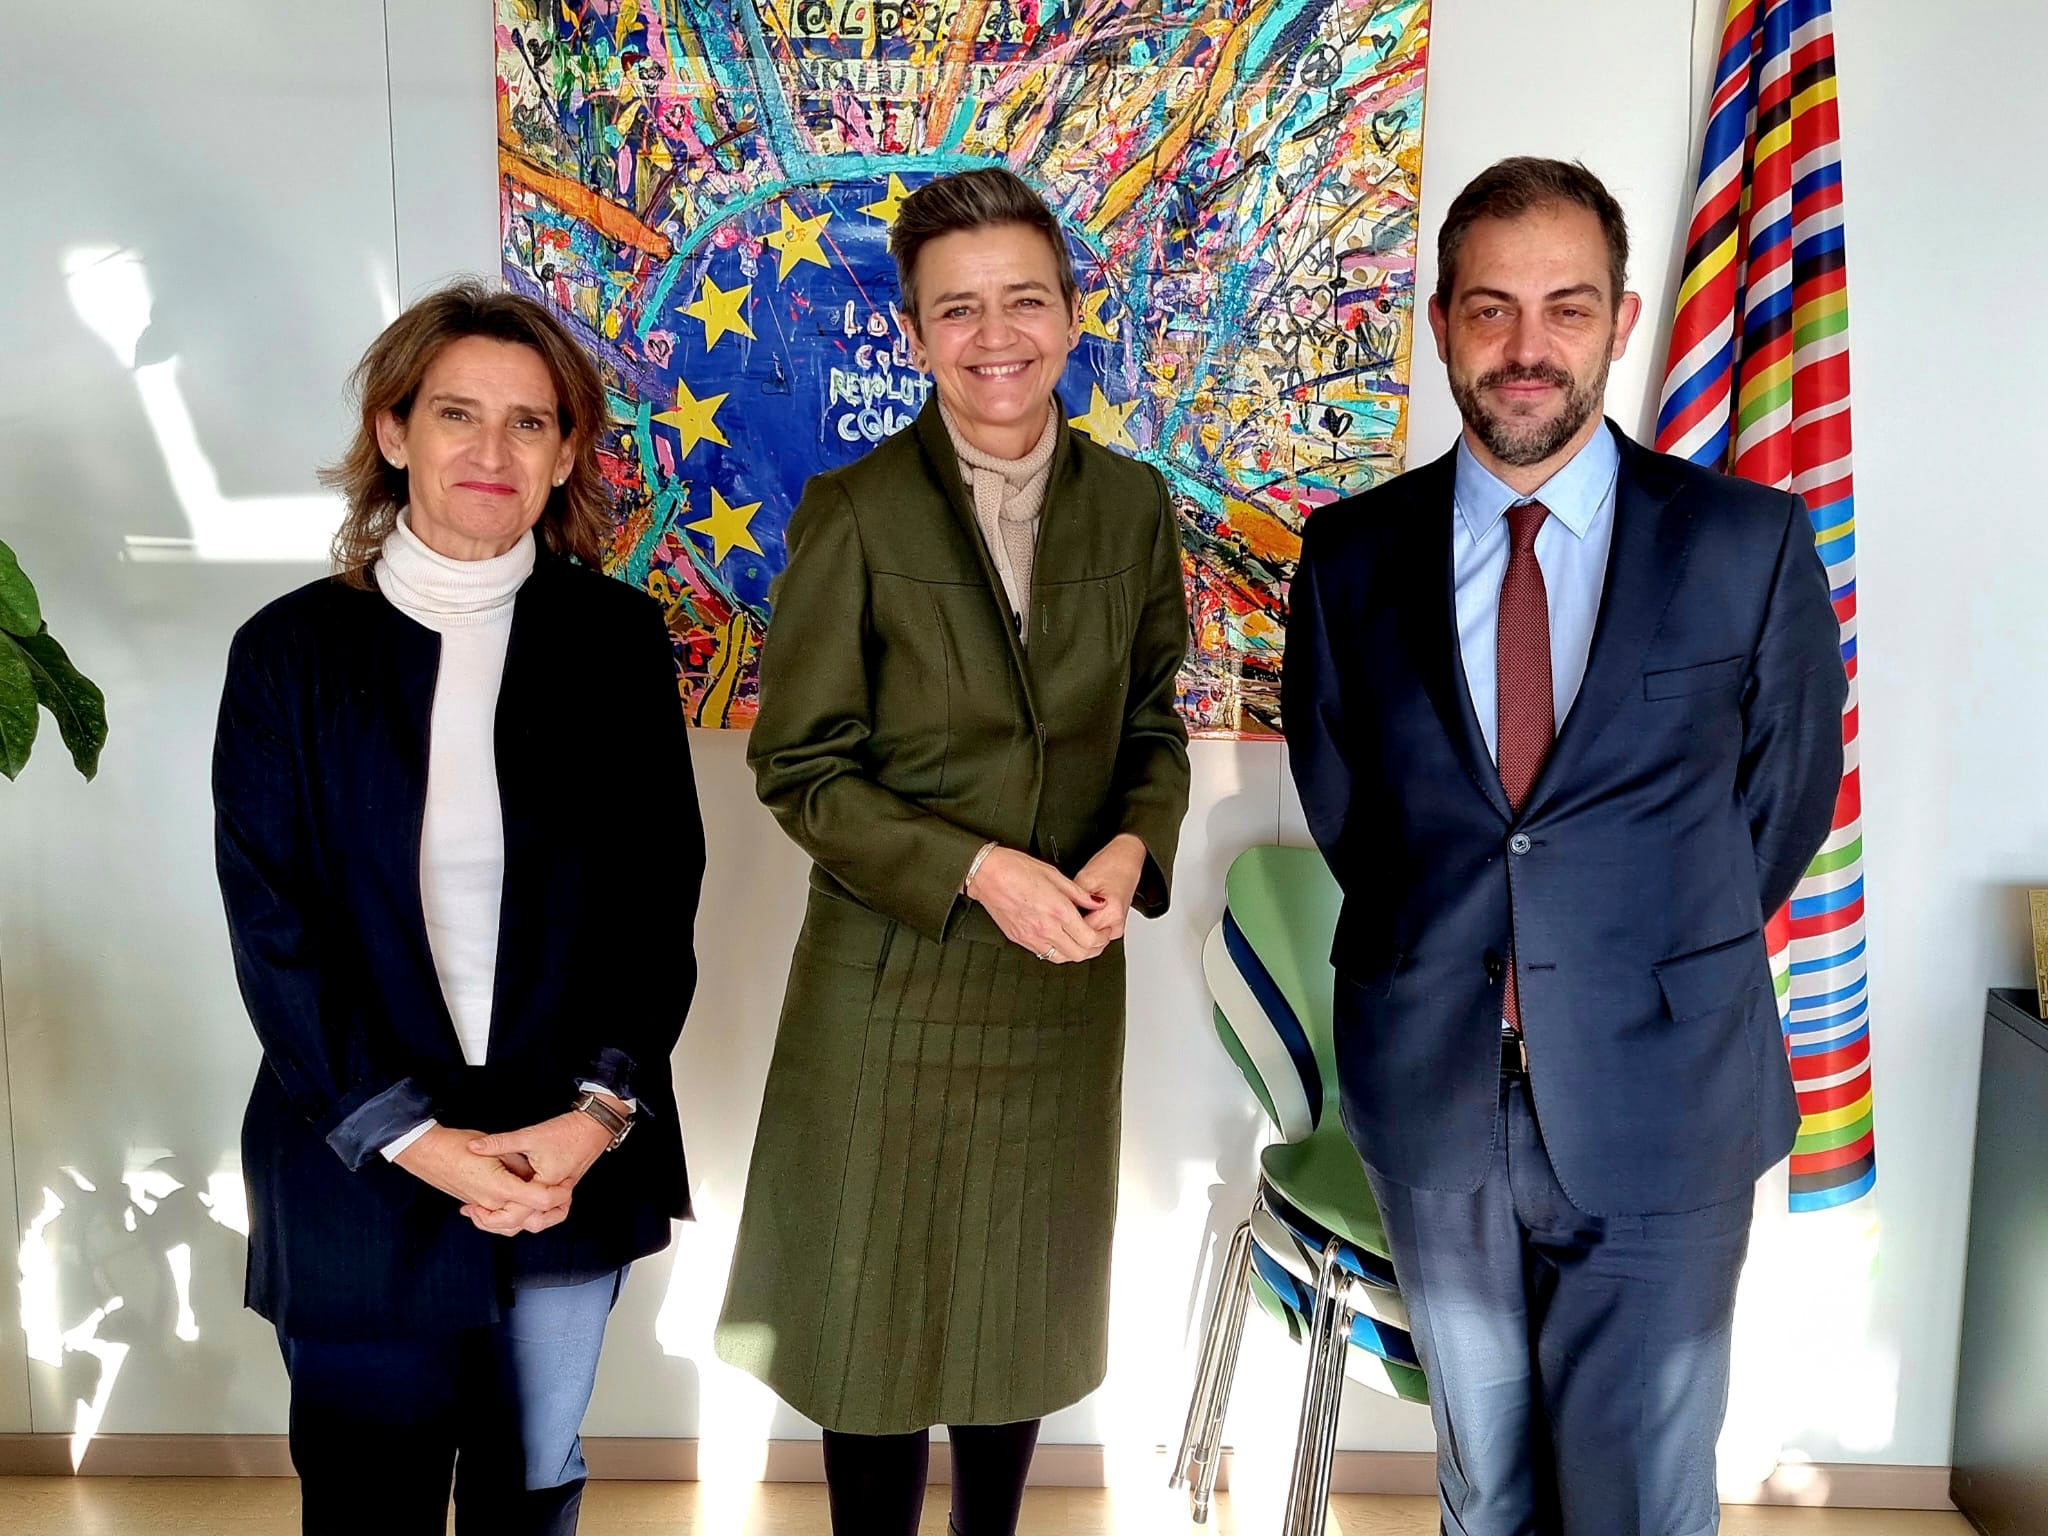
[[1284, 158, 1847, 1535]]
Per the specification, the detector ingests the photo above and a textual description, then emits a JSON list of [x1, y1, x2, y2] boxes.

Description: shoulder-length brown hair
[[322, 279, 611, 585]]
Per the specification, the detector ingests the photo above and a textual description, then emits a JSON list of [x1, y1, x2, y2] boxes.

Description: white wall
[[0, 2, 408, 1441], [1831, 0, 2048, 1468], [0, 0, 2040, 1481]]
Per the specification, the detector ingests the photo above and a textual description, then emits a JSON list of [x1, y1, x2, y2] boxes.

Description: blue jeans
[[1368, 1077, 1750, 1536], [277, 1267, 626, 1536]]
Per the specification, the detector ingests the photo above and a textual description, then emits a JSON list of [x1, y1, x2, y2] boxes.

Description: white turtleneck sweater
[[375, 512, 534, 1158]]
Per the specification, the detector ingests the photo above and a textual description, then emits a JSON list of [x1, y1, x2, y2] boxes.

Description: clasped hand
[[967, 834, 1148, 964], [393, 1109, 614, 1236]]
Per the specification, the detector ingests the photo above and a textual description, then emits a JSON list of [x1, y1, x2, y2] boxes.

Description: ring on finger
[[1039, 943, 1058, 962]]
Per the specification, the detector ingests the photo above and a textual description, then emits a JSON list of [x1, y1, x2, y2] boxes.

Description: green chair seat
[[1221, 843, 1392, 1260], [1174, 844, 1430, 1528], [1260, 1129, 1391, 1261]]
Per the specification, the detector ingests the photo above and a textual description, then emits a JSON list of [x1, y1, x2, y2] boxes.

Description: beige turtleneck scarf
[[941, 401, 1058, 642]]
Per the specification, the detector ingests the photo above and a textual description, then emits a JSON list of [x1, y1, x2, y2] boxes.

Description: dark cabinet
[[1950, 989, 2048, 1534]]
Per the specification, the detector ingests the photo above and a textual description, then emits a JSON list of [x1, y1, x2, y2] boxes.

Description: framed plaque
[[2031, 889, 2048, 1009]]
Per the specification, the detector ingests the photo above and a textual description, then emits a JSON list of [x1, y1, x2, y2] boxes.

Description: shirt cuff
[[380, 1119, 437, 1161], [577, 1081, 636, 1113], [577, 1048, 648, 1115], [326, 1076, 436, 1171]]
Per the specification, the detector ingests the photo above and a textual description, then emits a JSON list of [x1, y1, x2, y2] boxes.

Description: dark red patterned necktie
[[1497, 500, 1554, 1031]]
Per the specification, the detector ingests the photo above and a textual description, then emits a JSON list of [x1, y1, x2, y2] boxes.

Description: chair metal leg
[[1281, 1278, 1336, 1534], [1171, 1220, 1243, 1486], [1191, 1224, 1257, 1524], [1282, 1236, 1347, 1536], [1171, 1217, 1255, 1524], [1304, 1282, 1351, 1533]]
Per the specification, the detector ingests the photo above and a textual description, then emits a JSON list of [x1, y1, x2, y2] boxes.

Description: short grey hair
[[888, 167, 1080, 329]]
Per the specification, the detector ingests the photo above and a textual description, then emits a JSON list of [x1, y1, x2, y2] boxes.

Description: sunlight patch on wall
[[19, 1182, 136, 1468], [1720, 1172, 1894, 1496], [654, 1208, 776, 1536], [198, 1166, 250, 1236], [166, 1244, 200, 1343], [62, 244, 342, 564], [1100, 1160, 1235, 1511], [121, 1165, 183, 1217], [21, 1187, 66, 1365], [61, 1299, 129, 1471], [371, 253, 400, 326]]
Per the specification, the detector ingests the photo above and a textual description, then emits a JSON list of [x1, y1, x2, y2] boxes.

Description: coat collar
[[912, 391, 1078, 682], [1520, 427, 1689, 819], [1401, 422, 1690, 824], [1395, 444, 1507, 818], [358, 554, 579, 1062]]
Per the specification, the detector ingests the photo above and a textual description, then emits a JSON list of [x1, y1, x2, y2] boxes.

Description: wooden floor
[[0, 1478, 1975, 1535]]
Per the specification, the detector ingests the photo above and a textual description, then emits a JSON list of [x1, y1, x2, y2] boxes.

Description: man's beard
[[1449, 351, 1610, 467]]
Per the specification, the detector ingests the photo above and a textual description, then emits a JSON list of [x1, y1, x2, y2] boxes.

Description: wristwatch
[[571, 1090, 634, 1150]]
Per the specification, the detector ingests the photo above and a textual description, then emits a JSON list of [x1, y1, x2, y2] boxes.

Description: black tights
[[821, 1418, 1041, 1536]]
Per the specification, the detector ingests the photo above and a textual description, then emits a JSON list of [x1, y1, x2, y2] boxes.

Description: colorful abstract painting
[[495, 0, 1430, 733]]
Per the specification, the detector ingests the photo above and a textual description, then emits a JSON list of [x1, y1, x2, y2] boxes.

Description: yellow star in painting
[[681, 274, 755, 350], [652, 379, 730, 459], [1068, 384, 1139, 451], [858, 172, 913, 227], [1078, 287, 1121, 341], [765, 203, 834, 282], [686, 486, 764, 566]]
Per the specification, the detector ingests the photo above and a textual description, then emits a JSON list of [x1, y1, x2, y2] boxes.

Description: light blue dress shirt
[[1453, 425, 1622, 765]]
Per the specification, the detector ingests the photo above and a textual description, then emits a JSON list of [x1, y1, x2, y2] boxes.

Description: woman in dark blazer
[[213, 280, 701, 1536], [714, 168, 1192, 1534]]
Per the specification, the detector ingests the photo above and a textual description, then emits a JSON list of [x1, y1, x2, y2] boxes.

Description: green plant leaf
[[16, 626, 107, 780], [0, 539, 45, 638], [0, 631, 40, 780]]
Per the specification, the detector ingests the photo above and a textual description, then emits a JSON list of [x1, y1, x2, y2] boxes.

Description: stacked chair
[[1168, 844, 1428, 1533]]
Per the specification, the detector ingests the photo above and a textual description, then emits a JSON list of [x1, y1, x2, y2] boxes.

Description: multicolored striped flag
[[1656, 0, 1873, 1212]]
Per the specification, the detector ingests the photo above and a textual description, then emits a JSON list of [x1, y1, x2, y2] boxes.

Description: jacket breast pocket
[[1654, 931, 1767, 1021], [1032, 567, 1138, 707], [1643, 656, 1747, 701]]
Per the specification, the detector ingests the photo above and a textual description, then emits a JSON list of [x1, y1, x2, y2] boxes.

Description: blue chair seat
[[1249, 1187, 1408, 1331], [1246, 1257, 1431, 1404]]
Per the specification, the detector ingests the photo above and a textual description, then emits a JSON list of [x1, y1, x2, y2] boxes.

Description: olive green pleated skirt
[[714, 887, 1125, 1435]]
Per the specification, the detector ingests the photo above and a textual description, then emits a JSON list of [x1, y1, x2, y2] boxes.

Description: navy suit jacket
[[1283, 426, 1847, 1216], [214, 555, 702, 1338]]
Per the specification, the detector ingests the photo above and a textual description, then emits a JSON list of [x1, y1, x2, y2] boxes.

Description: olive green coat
[[714, 398, 1192, 1433]]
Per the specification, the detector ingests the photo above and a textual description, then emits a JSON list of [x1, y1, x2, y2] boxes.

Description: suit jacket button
[[1508, 832, 1532, 855], [1484, 951, 1504, 982]]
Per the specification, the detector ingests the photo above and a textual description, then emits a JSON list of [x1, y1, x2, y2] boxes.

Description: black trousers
[[822, 1418, 1041, 1535]]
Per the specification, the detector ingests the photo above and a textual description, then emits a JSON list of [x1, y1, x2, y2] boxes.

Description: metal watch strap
[[572, 1090, 633, 1150]]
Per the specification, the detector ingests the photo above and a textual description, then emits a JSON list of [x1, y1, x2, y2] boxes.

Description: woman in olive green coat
[[714, 169, 1192, 1533]]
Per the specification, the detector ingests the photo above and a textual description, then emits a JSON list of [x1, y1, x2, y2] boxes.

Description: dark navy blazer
[[1283, 426, 1847, 1216], [213, 554, 702, 1338]]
